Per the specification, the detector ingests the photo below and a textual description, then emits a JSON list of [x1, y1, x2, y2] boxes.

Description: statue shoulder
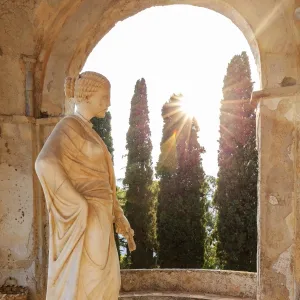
[[55, 116, 85, 136]]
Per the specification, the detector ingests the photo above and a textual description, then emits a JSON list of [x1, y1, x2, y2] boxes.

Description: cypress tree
[[123, 78, 156, 268], [92, 112, 114, 156], [156, 95, 182, 268], [203, 175, 219, 269], [214, 51, 258, 272], [156, 94, 206, 268]]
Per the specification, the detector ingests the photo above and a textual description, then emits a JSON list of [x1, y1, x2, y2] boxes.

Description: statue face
[[90, 87, 111, 118]]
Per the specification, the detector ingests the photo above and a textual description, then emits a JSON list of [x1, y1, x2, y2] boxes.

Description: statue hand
[[127, 235, 136, 252], [114, 216, 136, 252], [115, 215, 130, 233], [123, 228, 136, 252]]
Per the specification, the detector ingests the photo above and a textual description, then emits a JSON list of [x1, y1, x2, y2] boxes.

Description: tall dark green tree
[[202, 175, 219, 269], [91, 113, 120, 257], [92, 112, 114, 156], [214, 51, 258, 272], [123, 78, 156, 268], [156, 94, 206, 268]]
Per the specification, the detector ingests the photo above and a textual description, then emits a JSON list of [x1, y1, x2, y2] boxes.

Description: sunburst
[[179, 97, 195, 118]]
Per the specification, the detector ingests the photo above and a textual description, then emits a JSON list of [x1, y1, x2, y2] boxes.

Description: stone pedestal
[[252, 86, 300, 300]]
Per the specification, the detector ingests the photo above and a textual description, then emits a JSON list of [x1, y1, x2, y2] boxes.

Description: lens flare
[[180, 98, 195, 118]]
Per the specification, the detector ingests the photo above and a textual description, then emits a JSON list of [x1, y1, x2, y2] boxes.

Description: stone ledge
[[119, 291, 255, 300], [35, 117, 63, 125], [0, 115, 35, 124], [121, 270, 256, 299], [251, 85, 300, 105], [0, 115, 63, 125]]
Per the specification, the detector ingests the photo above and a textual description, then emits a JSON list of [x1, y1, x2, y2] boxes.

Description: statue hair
[[64, 71, 110, 103]]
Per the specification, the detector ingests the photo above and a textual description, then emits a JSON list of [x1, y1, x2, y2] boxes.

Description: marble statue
[[35, 71, 136, 300]]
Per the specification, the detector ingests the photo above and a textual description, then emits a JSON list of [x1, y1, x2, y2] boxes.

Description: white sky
[[83, 5, 260, 182]]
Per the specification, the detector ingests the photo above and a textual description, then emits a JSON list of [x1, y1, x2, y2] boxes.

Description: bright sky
[[83, 5, 260, 183]]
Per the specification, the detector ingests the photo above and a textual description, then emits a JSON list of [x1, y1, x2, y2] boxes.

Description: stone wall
[[253, 85, 300, 300], [0, 117, 62, 300], [0, 117, 37, 297]]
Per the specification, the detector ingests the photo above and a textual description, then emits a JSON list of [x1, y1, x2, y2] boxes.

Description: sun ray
[[180, 99, 195, 118], [254, 0, 285, 39], [159, 94, 197, 170]]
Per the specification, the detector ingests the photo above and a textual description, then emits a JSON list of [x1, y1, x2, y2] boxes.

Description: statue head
[[64, 71, 111, 118]]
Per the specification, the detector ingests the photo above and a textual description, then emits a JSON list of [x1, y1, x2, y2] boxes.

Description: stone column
[[21, 55, 36, 117], [33, 117, 63, 298], [252, 86, 300, 300]]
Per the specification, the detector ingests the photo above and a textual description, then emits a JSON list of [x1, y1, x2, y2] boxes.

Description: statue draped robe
[[35, 114, 132, 300]]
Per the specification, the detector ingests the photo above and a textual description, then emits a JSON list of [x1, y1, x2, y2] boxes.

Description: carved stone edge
[[0, 115, 63, 125], [36, 117, 63, 125], [251, 85, 300, 106]]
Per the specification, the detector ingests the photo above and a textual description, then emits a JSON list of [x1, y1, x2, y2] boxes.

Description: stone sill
[[251, 85, 300, 105], [0, 115, 63, 125], [119, 291, 255, 299], [36, 117, 63, 125], [120, 269, 257, 299]]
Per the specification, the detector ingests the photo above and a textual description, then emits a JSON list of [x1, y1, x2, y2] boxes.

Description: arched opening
[[80, 4, 260, 271], [31, 0, 300, 298], [36, 0, 263, 284], [36, 0, 261, 117], [81, 5, 260, 181]]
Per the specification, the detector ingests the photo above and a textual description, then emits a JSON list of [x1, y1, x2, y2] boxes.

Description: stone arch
[[35, 0, 268, 117], [28, 2, 300, 299]]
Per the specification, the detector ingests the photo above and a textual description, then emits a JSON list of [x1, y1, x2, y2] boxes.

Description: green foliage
[[150, 180, 159, 253], [156, 94, 206, 268], [123, 78, 156, 268], [214, 51, 258, 272], [91, 112, 114, 159], [202, 176, 219, 269], [116, 186, 127, 206], [120, 254, 132, 269]]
